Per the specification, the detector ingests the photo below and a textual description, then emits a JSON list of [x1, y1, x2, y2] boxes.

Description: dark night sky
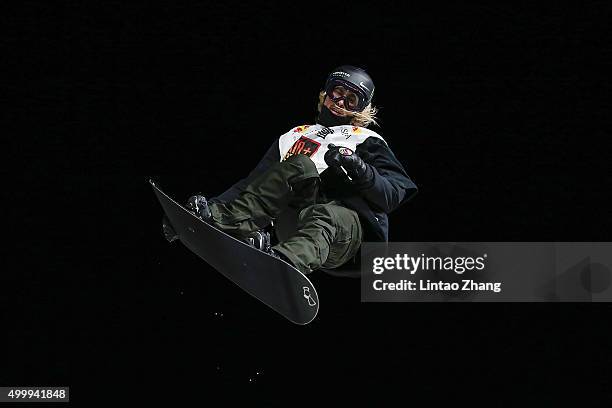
[[4, 1, 612, 404]]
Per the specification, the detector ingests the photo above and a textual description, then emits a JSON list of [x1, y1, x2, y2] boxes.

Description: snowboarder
[[163, 65, 418, 276]]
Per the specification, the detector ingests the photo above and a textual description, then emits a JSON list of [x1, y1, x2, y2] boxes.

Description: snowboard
[[150, 179, 319, 325]]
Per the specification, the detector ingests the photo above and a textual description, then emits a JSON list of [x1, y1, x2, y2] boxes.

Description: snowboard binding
[[246, 227, 295, 268], [186, 195, 212, 221], [245, 230, 271, 252], [164, 194, 212, 242]]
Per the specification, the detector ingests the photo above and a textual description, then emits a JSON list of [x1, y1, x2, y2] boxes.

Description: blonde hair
[[317, 91, 379, 128]]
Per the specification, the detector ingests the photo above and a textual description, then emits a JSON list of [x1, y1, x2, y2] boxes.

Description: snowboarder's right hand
[[324, 144, 372, 183], [162, 215, 179, 242]]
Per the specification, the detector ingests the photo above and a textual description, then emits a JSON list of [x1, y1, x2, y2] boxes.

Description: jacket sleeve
[[354, 137, 418, 213], [210, 140, 280, 203]]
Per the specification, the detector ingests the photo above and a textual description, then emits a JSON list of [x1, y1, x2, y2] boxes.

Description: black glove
[[324, 144, 373, 184]]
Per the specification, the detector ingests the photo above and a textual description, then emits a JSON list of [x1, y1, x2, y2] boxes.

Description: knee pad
[[289, 178, 320, 209], [284, 153, 318, 176]]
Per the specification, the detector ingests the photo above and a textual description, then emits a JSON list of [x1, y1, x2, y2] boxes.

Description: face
[[323, 85, 361, 117]]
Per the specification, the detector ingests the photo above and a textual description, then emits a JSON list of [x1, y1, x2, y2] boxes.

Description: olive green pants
[[208, 154, 362, 274]]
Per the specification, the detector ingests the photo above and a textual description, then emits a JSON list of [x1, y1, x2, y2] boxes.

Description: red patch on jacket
[[283, 136, 321, 161]]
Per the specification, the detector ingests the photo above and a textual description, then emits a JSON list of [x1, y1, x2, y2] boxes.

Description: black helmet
[[324, 65, 375, 112]]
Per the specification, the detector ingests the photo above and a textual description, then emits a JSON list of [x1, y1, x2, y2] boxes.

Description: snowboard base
[[151, 180, 319, 325]]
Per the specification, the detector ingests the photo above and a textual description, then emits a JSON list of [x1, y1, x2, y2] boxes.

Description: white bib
[[277, 124, 385, 174]]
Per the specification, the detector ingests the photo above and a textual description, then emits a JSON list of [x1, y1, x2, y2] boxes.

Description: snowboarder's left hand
[[324, 144, 373, 183]]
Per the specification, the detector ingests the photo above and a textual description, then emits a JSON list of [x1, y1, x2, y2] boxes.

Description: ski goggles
[[324, 80, 368, 112]]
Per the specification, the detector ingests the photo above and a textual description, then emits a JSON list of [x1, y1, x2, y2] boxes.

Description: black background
[[5, 1, 612, 405]]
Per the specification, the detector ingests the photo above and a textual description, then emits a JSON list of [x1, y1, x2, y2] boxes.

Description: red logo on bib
[[283, 136, 321, 161]]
